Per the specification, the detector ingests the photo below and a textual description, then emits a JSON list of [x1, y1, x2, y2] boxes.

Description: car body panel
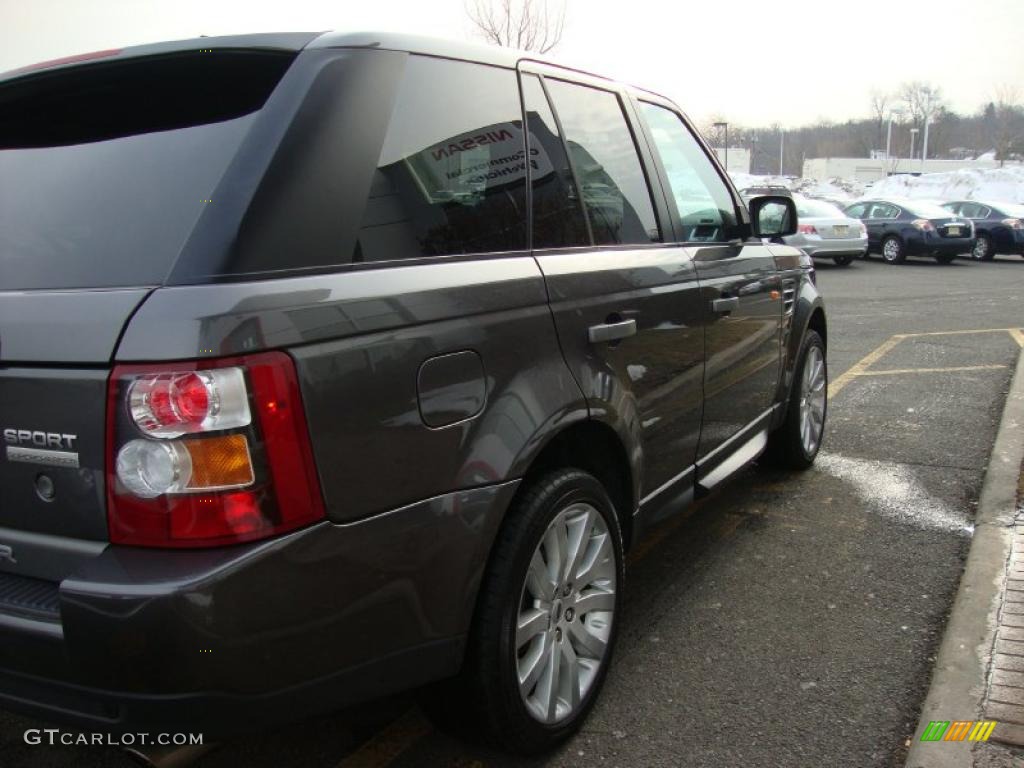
[[943, 200, 1024, 256], [0, 31, 827, 739]]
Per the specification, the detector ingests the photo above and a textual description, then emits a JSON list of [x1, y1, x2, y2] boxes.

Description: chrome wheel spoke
[[574, 588, 615, 615], [569, 620, 607, 660], [540, 641, 561, 722], [561, 640, 581, 711], [516, 608, 549, 649], [564, 506, 596, 584], [526, 550, 555, 602]]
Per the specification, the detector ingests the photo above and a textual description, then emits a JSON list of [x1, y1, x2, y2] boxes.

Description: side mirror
[[749, 195, 798, 238]]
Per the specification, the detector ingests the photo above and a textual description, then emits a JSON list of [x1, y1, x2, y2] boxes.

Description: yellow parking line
[[898, 328, 1023, 338], [855, 364, 1008, 376], [335, 708, 432, 768], [827, 335, 904, 399], [1009, 329, 1024, 348]]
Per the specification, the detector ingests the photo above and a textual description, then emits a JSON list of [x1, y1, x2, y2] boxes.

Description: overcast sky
[[2, 0, 1023, 127]]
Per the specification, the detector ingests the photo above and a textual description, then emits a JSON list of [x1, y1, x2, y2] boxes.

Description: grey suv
[[0, 31, 827, 754]]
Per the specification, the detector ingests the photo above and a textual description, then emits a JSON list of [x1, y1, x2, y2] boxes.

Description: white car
[[787, 196, 868, 266]]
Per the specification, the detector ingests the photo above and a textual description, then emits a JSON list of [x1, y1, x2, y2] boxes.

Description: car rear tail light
[[912, 219, 935, 231], [128, 368, 250, 437], [1002, 218, 1023, 230], [798, 224, 818, 235], [106, 352, 325, 548]]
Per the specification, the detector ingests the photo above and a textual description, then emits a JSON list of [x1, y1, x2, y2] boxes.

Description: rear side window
[[544, 79, 660, 246], [639, 102, 736, 242], [355, 57, 527, 262], [522, 74, 589, 249], [0, 51, 294, 290]]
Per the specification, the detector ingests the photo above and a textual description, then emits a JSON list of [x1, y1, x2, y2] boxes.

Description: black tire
[[881, 235, 906, 264], [833, 254, 854, 267], [423, 469, 624, 755], [934, 253, 957, 264], [972, 235, 994, 261], [761, 330, 827, 470]]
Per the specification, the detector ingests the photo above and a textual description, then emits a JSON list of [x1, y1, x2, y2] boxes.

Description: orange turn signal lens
[[183, 434, 254, 491]]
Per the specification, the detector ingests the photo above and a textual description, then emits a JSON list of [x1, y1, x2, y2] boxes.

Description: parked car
[[0, 31, 827, 754], [941, 200, 1024, 260], [788, 195, 868, 266], [843, 198, 975, 264], [740, 184, 793, 198]]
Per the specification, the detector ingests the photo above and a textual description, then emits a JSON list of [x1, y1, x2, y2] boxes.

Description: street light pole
[[921, 116, 930, 174], [714, 121, 729, 172], [885, 107, 905, 175]]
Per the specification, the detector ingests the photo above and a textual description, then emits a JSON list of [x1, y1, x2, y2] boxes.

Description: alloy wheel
[[516, 502, 616, 724], [799, 345, 826, 456], [973, 237, 989, 260], [882, 238, 901, 261]]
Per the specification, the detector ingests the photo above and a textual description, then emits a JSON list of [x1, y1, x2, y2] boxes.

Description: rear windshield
[[795, 198, 845, 218], [996, 202, 1024, 218], [905, 201, 954, 219], [0, 51, 293, 290]]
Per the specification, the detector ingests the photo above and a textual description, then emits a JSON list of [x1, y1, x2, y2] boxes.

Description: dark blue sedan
[[844, 198, 975, 264], [941, 200, 1024, 260]]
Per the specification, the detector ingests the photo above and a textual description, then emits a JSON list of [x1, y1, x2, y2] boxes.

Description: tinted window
[[355, 58, 526, 262], [906, 201, 953, 218], [545, 79, 660, 245], [640, 102, 736, 242], [522, 75, 589, 249], [869, 203, 898, 219], [845, 203, 867, 219], [0, 52, 293, 290]]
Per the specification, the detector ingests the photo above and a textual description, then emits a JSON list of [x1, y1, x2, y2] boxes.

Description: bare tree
[[466, 0, 567, 53], [986, 85, 1024, 166], [898, 81, 944, 127], [869, 89, 890, 148]]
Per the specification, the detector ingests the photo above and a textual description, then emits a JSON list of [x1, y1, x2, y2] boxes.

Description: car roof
[[2, 29, 647, 97]]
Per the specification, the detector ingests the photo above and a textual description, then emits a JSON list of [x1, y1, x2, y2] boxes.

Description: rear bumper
[[906, 234, 974, 256], [785, 235, 868, 258], [0, 480, 517, 735]]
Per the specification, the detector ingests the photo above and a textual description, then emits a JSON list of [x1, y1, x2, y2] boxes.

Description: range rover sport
[[0, 31, 827, 754]]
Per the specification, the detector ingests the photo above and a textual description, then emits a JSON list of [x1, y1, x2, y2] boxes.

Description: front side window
[[544, 79, 660, 246], [639, 102, 737, 243], [355, 57, 527, 262]]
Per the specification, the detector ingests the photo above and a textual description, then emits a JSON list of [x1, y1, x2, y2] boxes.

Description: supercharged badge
[[3, 428, 79, 469]]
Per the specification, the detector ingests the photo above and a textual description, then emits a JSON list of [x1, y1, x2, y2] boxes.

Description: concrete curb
[[905, 346, 1024, 768]]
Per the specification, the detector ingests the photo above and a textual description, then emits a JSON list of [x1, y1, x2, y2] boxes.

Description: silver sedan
[[787, 196, 868, 266]]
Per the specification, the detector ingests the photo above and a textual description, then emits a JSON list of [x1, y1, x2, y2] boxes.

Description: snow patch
[[816, 453, 972, 535], [866, 166, 1024, 204]]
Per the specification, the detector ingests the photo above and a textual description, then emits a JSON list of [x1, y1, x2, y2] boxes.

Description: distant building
[[802, 157, 1015, 183], [711, 147, 751, 175]]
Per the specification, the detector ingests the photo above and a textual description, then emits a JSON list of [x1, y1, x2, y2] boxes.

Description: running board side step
[[696, 429, 768, 497]]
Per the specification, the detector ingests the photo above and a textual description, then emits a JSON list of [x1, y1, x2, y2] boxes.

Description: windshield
[[796, 198, 845, 219], [0, 51, 293, 291], [905, 201, 955, 219]]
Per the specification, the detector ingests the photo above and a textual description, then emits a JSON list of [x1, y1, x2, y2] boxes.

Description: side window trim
[[637, 95, 748, 232], [536, 74, 595, 247], [519, 62, 664, 249], [622, 91, 682, 244], [634, 96, 745, 245]]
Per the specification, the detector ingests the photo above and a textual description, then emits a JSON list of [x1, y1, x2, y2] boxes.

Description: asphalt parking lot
[[3, 253, 1023, 768]]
